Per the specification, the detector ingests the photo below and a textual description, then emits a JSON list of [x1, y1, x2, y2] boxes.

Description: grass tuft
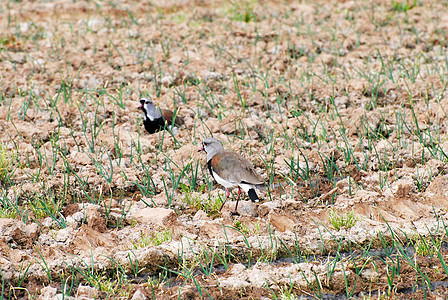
[[0, 142, 15, 186], [328, 209, 361, 231], [132, 229, 173, 249]]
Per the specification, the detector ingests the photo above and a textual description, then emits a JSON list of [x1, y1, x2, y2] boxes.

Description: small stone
[[131, 289, 147, 300], [77, 284, 98, 299], [360, 268, 379, 282], [55, 227, 72, 242], [39, 286, 57, 300]]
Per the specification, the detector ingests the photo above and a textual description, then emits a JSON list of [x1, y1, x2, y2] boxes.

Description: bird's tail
[[248, 188, 260, 202]]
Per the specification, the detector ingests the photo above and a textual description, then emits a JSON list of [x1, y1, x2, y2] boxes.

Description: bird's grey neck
[[144, 106, 162, 121], [206, 147, 223, 161]]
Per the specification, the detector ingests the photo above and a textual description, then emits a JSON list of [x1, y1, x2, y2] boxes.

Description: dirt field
[[1, 0, 448, 299]]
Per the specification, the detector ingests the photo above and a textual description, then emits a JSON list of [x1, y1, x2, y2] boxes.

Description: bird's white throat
[[143, 102, 162, 121]]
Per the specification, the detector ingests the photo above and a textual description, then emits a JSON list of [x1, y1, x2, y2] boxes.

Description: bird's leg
[[219, 188, 230, 211], [233, 187, 242, 214]]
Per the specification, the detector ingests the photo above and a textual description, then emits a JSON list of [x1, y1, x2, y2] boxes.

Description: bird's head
[[139, 98, 161, 121], [199, 137, 224, 160]]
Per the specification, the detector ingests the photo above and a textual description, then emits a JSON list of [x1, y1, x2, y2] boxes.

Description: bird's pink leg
[[234, 187, 242, 214], [219, 188, 230, 211]]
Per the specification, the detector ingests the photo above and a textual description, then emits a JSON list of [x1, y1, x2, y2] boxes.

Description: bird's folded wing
[[212, 151, 263, 185], [161, 109, 185, 127]]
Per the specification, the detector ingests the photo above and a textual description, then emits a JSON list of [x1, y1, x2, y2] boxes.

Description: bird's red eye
[[145, 101, 150, 104]]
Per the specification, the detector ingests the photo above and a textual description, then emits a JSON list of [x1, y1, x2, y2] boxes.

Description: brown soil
[[1, 0, 448, 299]]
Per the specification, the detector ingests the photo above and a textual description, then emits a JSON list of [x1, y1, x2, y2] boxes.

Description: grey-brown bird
[[199, 137, 264, 213], [139, 98, 184, 134]]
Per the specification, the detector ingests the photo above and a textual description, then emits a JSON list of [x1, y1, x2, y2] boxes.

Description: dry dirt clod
[[0, 219, 40, 246], [132, 207, 177, 227], [85, 207, 106, 233]]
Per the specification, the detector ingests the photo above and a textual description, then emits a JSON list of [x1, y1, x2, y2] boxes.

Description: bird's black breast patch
[[143, 117, 168, 134], [207, 159, 216, 181]]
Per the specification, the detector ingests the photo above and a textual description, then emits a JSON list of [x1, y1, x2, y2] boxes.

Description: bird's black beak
[[198, 145, 204, 152]]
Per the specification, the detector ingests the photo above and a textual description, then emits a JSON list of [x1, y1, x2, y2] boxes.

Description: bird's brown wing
[[211, 151, 264, 185], [161, 109, 185, 127]]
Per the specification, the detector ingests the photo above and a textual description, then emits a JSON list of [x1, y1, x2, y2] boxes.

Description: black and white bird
[[139, 98, 184, 134], [199, 137, 264, 214]]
